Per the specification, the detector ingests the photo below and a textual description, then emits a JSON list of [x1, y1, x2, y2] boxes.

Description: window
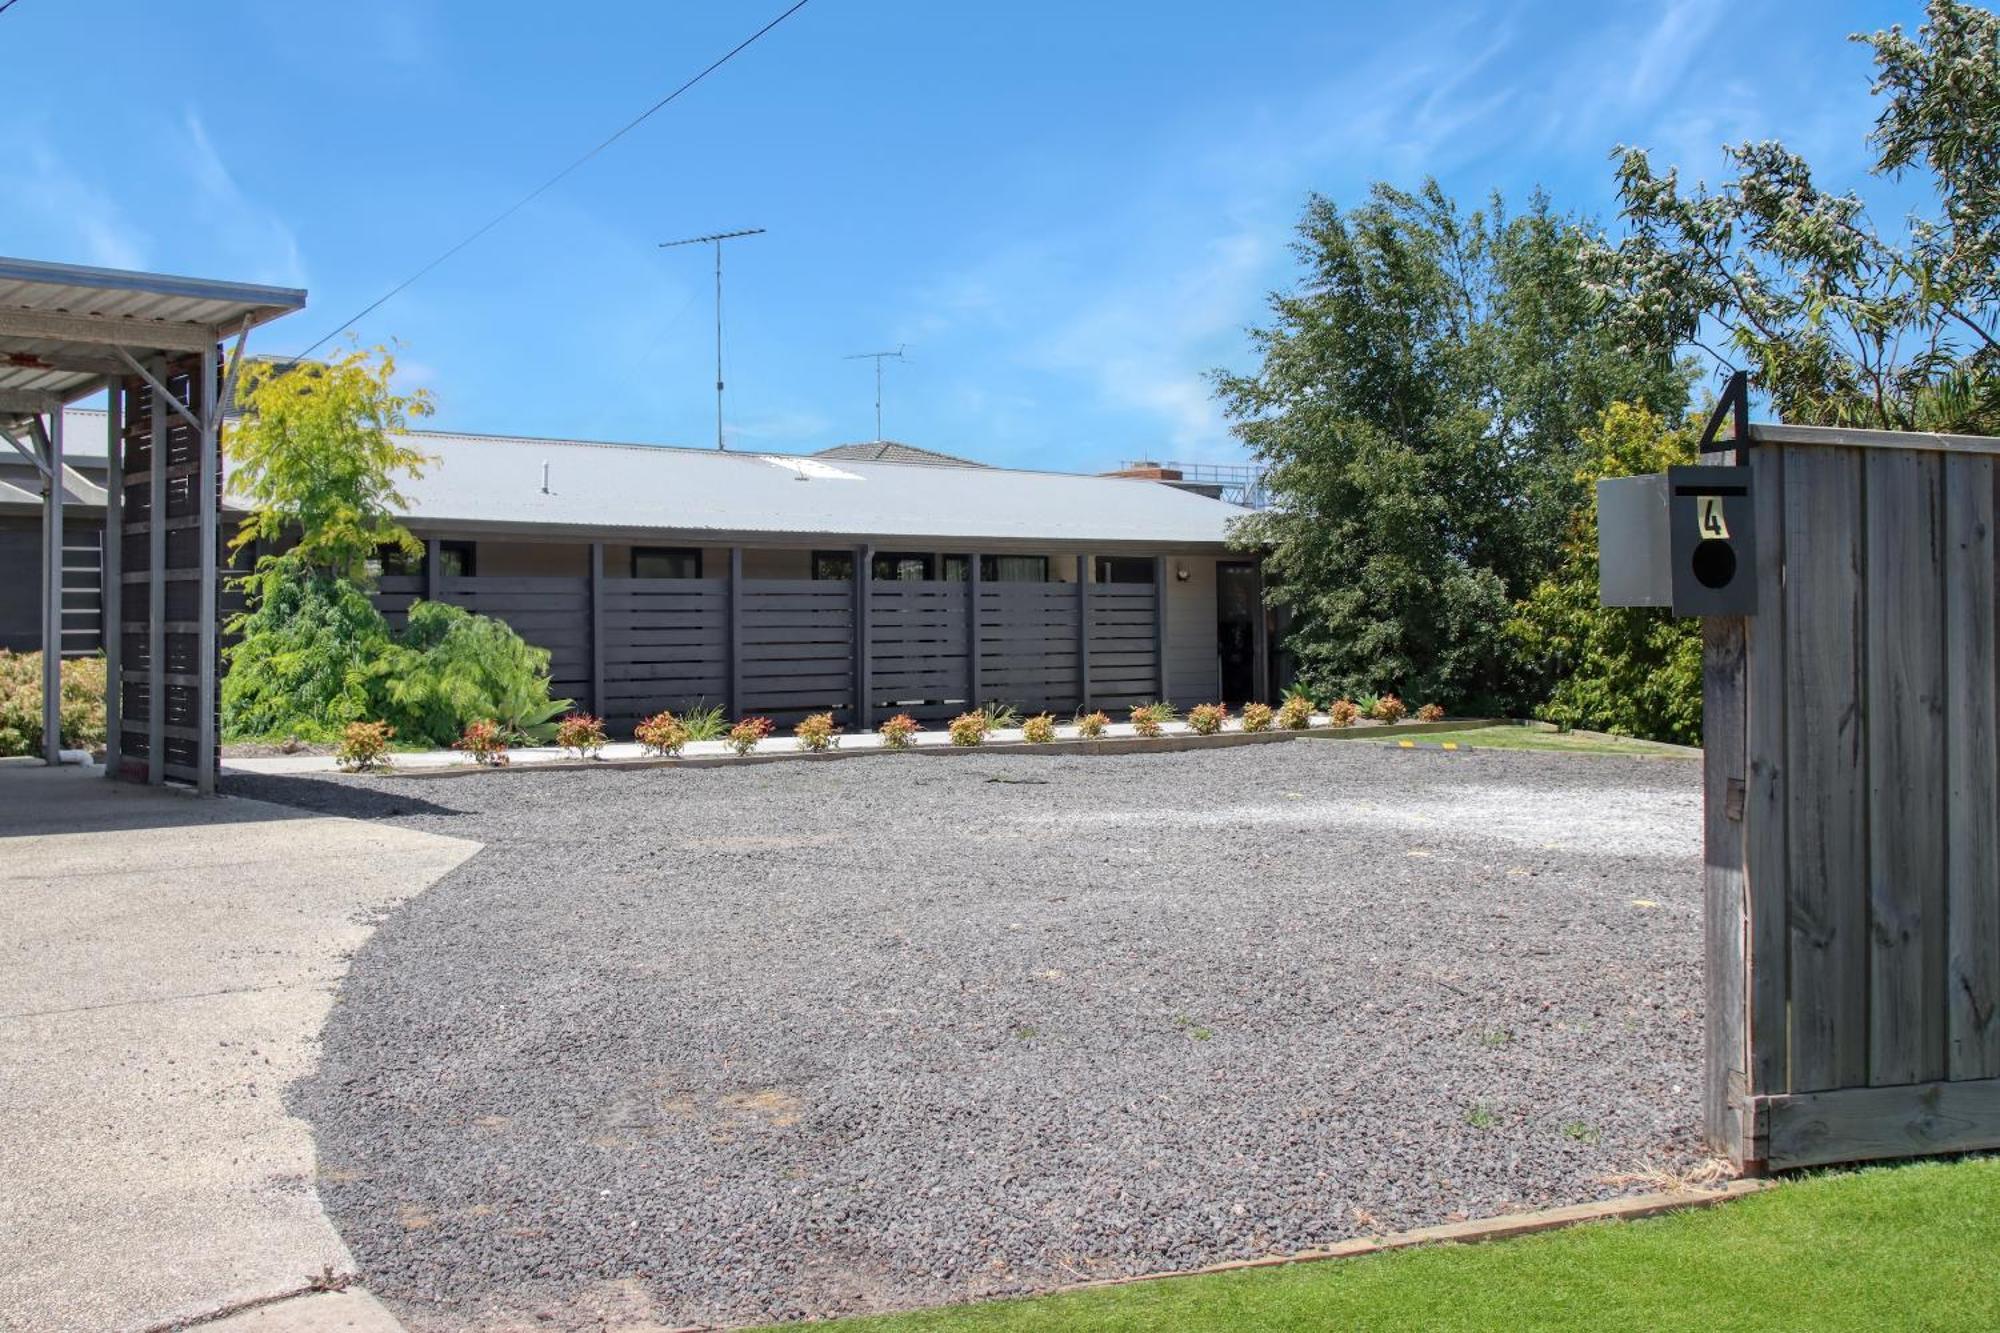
[[437, 541, 476, 578], [1094, 556, 1156, 584], [941, 554, 972, 582], [871, 552, 935, 581], [632, 546, 702, 579], [811, 550, 854, 581], [981, 554, 1049, 583]]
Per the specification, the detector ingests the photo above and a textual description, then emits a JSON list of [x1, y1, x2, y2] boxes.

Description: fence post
[[1077, 553, 1092, 713], [728, 546, 743, 720], [967, 552, 982, 710], [854, 543, 872, 728], [425, 538, 440, 604], [589, 542, 604, 719], [1252, 559, 1270, 705], [1154, 555, 1169, 705]]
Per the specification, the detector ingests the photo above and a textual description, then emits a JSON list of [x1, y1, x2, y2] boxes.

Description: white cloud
[[5, 127, 151, 270], [181, 111, 309, 288]]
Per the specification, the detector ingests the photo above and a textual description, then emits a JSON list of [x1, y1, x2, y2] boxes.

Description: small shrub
[[979, 703, 1021, 731], [555, 712, 607, 758], [680, 703, 728, 741], [1075, 710, 1110, 738], [1277, 692, 1314, 729], [1021, 712, 1057, 744], [0, 650, 106, 756], [1355, 693, 1382, 718], [1186, 702, 1228, 735], [1416, 702, 1446, 723], [453, 718, 508, 766], [1239, 701, 1274, 733], [1130, 702, 1174, 738], [634, 710, 689, 757], [878, 713, 920, 749], [794, 711, 840, 752], [948, 711, 989, 746], [1371, 693, 1408, 723], [335, 720, 394, 771], [727, 716, 773, 755], [1329, 698, 1360, 727]]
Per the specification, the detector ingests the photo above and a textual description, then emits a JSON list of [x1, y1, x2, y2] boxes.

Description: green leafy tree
[[1217, 182, 1690, 709], [226, 344, 434, 578], [1590, 1, 2000, 433], [1509, 403, 1703, 744]]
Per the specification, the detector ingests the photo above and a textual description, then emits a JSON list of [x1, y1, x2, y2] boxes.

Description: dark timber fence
[[1707, 425, 2000, 1172], [369, 560, 1171, 733]]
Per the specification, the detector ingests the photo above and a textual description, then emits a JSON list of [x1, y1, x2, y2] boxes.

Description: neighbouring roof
[[813, 440, 987, 468], [0, 257, 305, 420]]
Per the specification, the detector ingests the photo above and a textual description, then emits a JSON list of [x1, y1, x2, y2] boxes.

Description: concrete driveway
[[0, 762, 478, 1332]]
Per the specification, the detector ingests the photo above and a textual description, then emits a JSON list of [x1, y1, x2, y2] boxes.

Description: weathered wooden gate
[[1706, 422, 1999, 1171]]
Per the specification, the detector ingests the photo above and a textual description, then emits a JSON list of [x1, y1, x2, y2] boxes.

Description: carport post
[[197, 341, 218, 795], [147, 363, 165, 786], [102, 379, 122, 777], [39, 410, 63, 764]]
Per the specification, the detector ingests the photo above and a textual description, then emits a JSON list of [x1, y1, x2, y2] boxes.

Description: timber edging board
[[1757, 1076, 2000, 1170]]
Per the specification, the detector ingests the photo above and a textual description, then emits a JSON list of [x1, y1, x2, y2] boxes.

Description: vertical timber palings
[[1154, 555, 1169, 705], [197, 342, 219, 795], [1744, 443, 1789, 1161], [1077, 553, 1092, 714], [1702, 613, 1750, 1165], [147, 363, 166, 786], [589, 542, 605, 719], [1944, 453, 2000, 1080], [967, 552, 982, 711], [853, 543, 872, 729], [728, 547, 744, 720], [103, 377, 123, 778]]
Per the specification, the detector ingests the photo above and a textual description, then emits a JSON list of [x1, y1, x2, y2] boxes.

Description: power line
[[290, 0, 812, 360], [0, 1, 28, 17]]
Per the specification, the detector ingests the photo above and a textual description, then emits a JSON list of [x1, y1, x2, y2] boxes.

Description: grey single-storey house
[[5, 411, 1278, 731]]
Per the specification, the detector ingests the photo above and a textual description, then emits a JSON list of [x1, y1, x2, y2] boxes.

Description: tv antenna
[[660, 227, 765, 449], [844, 345, 905, 442]]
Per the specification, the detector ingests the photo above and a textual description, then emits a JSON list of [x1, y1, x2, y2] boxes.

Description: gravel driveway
[[230, 738, 1706, 1331]]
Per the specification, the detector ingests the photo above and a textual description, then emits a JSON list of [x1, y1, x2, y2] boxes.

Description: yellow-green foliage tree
[[1508, 402, 1702, 744]]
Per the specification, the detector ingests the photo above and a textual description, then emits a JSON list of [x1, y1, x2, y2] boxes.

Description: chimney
[[1100, 461, 1184, 481]]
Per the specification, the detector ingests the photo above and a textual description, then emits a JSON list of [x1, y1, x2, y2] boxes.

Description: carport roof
[[0, 256, 305, 420]]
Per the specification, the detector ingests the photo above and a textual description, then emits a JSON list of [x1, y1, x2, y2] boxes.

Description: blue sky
[[5, 0, 1924, 470]]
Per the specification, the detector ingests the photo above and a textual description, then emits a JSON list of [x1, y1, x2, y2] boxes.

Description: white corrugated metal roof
[[32, 412, 1248, 548], [0, 257, 305, 417], [389, 428, 1245, 548]]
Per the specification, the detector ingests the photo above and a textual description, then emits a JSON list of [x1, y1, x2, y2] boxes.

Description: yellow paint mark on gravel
[[1631, 899, 1662, 909]]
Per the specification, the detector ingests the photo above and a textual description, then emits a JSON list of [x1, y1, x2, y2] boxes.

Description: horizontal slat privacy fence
[[1707, 427, 2000, 1172], [363, 560, 1177, 731]]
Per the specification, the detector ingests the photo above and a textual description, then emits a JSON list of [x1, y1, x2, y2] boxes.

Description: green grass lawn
[[798, 1157, 2000, 1332], [1359, 724, 1697, 758]]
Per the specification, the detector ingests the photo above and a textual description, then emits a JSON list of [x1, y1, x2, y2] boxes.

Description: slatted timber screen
[[60, 527, 103, 656], [979, 583, 1081, 715], [115, 360, 215, 784], [868, 580, 970, 721], [1708, 434, 2000, 1171], [598, 577, 729, 729], [1086, 583, 1160, 710], [371, 575, 593, 713], [739, 578, 855, 725]]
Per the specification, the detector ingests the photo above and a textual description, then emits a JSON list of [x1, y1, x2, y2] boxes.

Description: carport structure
[[0, 257, 304, 792]]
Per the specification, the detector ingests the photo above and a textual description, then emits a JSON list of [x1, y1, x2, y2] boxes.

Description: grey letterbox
[[1597, 464, 1756, 616]]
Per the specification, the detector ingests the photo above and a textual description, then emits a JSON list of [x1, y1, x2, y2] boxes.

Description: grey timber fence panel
[[739, 578, 855, 724], [598, 577, 730, 729], [868, 580, 970, 722], [1087, 583, 1160, 710], [371, 575, 594, 714], [978, 583, 1081, 715], [1717, 434, 2000, 1172]]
